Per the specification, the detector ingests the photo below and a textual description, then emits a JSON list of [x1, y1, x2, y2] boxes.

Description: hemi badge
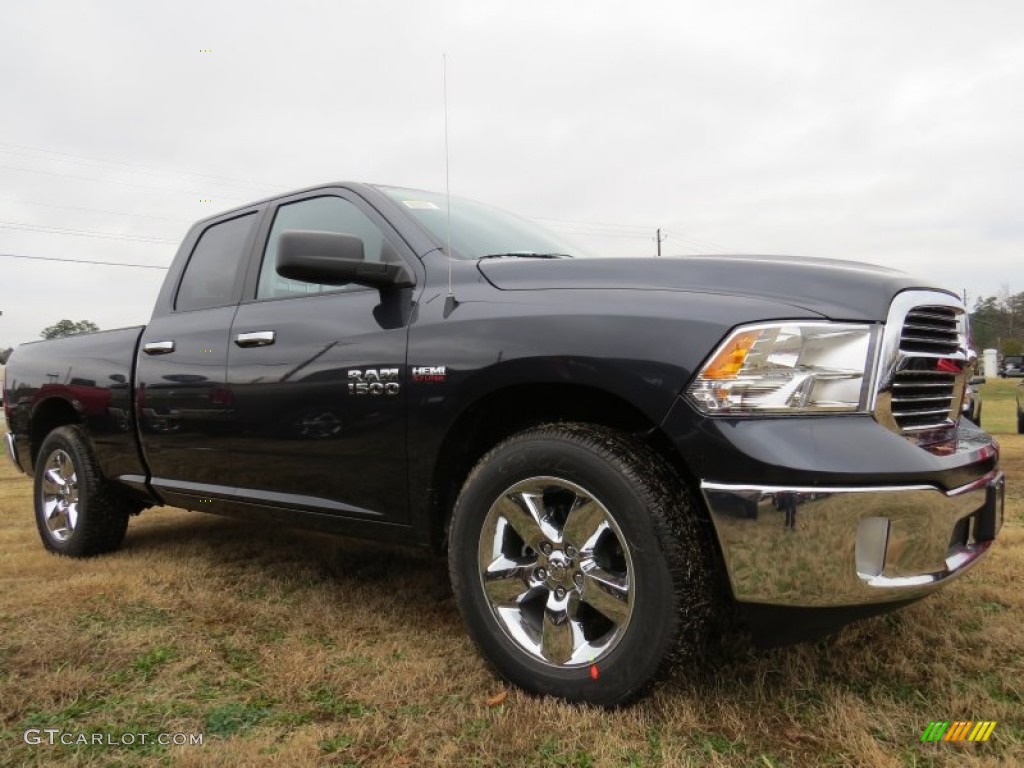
[[412, 365, 447, 383]]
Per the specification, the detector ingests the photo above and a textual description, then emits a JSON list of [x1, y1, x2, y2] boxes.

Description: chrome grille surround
[[873, 291, 968, 443]]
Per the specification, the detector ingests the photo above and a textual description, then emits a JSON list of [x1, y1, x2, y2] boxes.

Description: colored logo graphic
[[921, 721, 996, 743]]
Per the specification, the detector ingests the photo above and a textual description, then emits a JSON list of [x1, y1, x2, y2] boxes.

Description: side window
[[257, 196, 398, 300], [175, 213, 256, 312]]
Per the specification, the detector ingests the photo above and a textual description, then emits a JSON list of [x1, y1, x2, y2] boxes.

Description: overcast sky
[[1, 1, 1022, 347]]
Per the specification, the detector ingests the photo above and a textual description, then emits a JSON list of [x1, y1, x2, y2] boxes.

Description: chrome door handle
[[143, 340, 175, 355], [234, 331, 276, 348]]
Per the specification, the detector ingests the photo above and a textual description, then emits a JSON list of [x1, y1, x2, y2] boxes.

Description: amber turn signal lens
[[700, 330, 761, 380]]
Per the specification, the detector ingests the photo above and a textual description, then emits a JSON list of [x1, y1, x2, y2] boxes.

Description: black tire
[[1017, 410, 1023, 434], [34, 425, 131, 557], [975, 403, 982, 427], [448, 423, 716, 706]]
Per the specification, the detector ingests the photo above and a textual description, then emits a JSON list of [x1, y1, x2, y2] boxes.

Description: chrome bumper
[[702, 470, 1005, 607], [4, 431, 22, 473]]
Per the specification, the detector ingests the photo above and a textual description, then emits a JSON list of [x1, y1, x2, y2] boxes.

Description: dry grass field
[[1, 380, 1021, 767]]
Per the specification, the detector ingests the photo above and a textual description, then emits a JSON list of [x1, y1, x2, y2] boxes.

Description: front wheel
[[448, 423, 716, 706], [34, 425, 132, 557]]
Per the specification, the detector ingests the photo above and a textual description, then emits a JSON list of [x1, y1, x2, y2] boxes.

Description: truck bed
[[4, 326, 148, 488]]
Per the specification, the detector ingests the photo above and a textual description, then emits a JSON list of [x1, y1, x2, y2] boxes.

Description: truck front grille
[[890, 370, 957, 430], [900, 306, 960, 355], [874, 292, 967, 441]]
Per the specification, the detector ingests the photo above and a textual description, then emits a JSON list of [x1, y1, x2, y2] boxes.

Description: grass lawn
[[0, 402, 1021, 767], [975, 376, 1022, 435]]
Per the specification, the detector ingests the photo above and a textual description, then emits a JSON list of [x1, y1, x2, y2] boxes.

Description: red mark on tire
[[590, 664, 599, 681]]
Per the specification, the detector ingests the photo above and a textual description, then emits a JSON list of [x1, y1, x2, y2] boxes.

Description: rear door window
[[175, 213, 257, 312]]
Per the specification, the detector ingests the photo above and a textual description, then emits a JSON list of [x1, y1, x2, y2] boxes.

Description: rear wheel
[[34, 426, 132, 557], [448, 423, 716, 705]]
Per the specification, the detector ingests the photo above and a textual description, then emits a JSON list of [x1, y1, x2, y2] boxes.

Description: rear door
[[136, 209, 261, 508], [224, 190, 417, 523]]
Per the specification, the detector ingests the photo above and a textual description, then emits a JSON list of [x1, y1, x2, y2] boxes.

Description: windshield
[[377, 186, 590, 260]]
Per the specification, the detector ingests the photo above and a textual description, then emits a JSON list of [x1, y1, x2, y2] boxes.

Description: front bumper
[[702, 470, 1004, 607], [659, 391, 1004, 615]]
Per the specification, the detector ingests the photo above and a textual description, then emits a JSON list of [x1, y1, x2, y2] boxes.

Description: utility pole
[[655, 228, 667, 258]]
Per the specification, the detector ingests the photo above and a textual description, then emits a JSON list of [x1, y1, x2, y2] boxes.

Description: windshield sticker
[[402, 200, 440, 210]]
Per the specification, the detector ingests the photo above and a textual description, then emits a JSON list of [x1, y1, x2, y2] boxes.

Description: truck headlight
[[686, 322, 876, 415]]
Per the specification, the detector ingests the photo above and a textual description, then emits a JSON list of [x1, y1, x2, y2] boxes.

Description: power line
[[0, 219, 179, 244], [16, 200, 192, 224], [0, 252, 168, 270], [662, 228, 734, 253], [0, 140, 741, 254], [542, 224, 648, 237], [0, 141, 278, 193], [663, 234, 729, 254], [544, 223, 732, 253], [529, 215, 737, 254], [0, 162, 250, 201], [543, 227, 654, 240], [528, 215, 653, 232]]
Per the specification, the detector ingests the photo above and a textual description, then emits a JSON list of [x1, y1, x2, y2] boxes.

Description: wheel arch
[[29, 397, 83, 471], [424, 382, 705, 552]]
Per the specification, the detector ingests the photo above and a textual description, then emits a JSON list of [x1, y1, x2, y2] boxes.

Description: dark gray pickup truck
[[3, 182, 1005, 704]]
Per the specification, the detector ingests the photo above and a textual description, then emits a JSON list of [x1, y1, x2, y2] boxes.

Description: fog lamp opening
[[856, 517, 891, 579]]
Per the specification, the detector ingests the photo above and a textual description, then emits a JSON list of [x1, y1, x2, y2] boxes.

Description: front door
[[225, 192, 415, 523]]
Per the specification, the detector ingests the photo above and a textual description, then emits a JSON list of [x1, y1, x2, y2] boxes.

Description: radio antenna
[[443, 53, 458, 317]]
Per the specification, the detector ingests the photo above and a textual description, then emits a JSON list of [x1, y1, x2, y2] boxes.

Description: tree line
[[1, 319, 101, 363], [970, 292, 1024, 355]]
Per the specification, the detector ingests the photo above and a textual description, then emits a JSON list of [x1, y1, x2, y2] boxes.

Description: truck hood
[[477, 254, 952, 322]]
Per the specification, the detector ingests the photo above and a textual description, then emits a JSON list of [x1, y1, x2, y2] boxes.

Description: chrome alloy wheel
[[39, 449, 79, 542], [477, 476, 635, 667]]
